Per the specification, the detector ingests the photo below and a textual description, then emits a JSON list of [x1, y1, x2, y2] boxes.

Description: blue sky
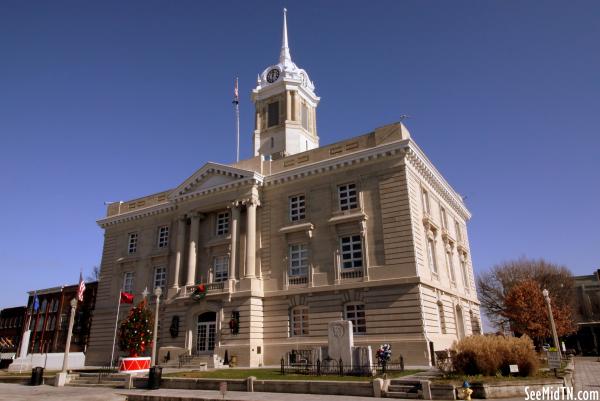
[[1, 1, 599, 308]]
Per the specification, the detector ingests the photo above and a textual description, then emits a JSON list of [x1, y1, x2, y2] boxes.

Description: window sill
[[149, 248, 170, 259], [204, 235, 232, 248], [328, 211, 367, 225], [116, 255, 140, 264], [279, 222, 314, 237]]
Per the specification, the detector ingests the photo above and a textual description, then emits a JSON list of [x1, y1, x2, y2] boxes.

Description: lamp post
[[61, 298, 78, 373], [542, 288, 562, 359], [151, 287, 162, 366]]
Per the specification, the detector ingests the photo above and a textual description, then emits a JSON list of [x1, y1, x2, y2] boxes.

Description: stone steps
[[68, 382, 125, 388], [66, 373, 127, 388], [385, 379, 422, 399], [385, 391, 420, 399]]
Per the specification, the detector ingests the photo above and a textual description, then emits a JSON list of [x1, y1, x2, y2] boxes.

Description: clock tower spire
[[252, 9, 320, 160], [280, 8, 291, 65]]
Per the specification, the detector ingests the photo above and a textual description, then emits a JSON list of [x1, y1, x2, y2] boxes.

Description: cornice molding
[[404, 143, 471, 221], [265, 139, 410, 187], [98, 202, 177, 228]]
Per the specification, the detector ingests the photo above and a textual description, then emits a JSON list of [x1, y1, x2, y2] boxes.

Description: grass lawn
[[165, 368, 423, 382]]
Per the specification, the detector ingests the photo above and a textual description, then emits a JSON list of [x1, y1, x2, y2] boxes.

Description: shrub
[[451, 335, 539, 377]]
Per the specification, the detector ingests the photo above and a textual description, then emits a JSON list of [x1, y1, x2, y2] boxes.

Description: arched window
[[290, 306, 309, 337], [344, 302, 366, 334], [40, 299, 47, 313], [437, 301, 447, 334]]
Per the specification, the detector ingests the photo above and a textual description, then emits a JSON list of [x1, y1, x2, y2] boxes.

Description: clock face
[[266, 69, 280, 83]]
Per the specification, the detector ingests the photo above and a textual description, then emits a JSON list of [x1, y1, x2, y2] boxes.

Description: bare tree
[[477, 257, 575, 331], [87, 265, 101, 282]]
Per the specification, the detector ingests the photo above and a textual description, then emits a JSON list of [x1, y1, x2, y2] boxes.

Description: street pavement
[[0, 383, 383, 401], [1, 358, 598, 401], [574, 356, 600, 393]]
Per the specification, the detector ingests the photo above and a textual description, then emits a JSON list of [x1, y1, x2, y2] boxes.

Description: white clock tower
[[252, 9, 320, 160]]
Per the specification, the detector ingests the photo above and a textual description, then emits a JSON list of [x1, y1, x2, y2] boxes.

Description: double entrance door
[[196, 312, 216, 353]]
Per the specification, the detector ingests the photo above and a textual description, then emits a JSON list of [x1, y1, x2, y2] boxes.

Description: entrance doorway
[[196, 312, 216, 353]]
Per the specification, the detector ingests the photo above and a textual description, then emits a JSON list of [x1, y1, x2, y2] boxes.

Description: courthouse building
[[86, 11, 482, 367]]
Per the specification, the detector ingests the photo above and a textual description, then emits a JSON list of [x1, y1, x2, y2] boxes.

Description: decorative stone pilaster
[[245, 200, 258, 279], [171, 216, 186, 289], [228, 202, 241, 285], [186, 213, 202, 286]]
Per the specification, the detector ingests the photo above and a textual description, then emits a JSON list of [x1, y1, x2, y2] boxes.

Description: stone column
[[229, 203, 240, 283], [244, 188, 259, 279], [286, 91, 292, 121], [172, 217, 186, 289], [186, 213, 201, 286]]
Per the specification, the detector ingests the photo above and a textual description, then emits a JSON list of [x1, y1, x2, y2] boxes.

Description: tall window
[[427, 238, 438, 274], [213, 255, 229, 282], [455, 220, 462, 242], [289, 244, 308, 277], [268, 101, 279, 127], [216, 212, 230, 236], [461, 259, 470, 291], [290, 306, 309, 336], [123, 271, 134, 293], [446, 251, 456, 283], [301, 103, 309, 131], [344, 303, 366, 334], [128, 232, 138, 254], [470, 311, 481, 335], [437, 302, 447, 334], [289, 194, 306, 222], [440, 207, 448, 229], [340, 235, 363, 270], [338, 183, 358, 211], [154, 266, 167, 292], [422, 188, 430, 214], [157, 226, 169, 248]]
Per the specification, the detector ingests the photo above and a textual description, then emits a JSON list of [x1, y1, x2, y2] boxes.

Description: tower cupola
[[252, 9, 320, 159]]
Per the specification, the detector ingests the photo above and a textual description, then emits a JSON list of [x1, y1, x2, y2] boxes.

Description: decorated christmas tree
[[118, 299, 154, 357]]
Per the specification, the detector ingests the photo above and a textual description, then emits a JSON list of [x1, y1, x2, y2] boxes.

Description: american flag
[[77, 271, 86, 302], [232, 77, 239, 104]]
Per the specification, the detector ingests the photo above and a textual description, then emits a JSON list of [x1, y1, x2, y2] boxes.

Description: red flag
[[77, 272, 86, 302], [120, 291, 134, 304]]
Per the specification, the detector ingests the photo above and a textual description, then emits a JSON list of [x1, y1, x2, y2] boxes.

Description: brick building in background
[[21, 282, 98, 355], [0, 306, 26, 367]]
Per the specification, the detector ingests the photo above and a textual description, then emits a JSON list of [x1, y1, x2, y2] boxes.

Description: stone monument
[[328, 320, 353, 366]]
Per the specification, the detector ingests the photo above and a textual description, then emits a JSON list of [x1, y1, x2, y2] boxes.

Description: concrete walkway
[[573, 356, 600, 393], [0, 383, 385, 401]]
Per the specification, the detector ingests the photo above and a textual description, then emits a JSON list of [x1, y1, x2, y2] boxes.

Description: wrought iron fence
[[280, 356, 404, 377]]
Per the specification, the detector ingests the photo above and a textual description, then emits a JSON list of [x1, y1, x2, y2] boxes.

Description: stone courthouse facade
[[87, 11, 481, 367]]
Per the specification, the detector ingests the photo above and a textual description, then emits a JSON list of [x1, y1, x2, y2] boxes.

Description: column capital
[[188, 211, 205, 220], [228, 200, 242, 209], [239, 195, 260, 207]]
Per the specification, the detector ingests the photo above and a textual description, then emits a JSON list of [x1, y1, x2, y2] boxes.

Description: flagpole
[[233, 77, 240, 162], [110, 292, 122, 369]]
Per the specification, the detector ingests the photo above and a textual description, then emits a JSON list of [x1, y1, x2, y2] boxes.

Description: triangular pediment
[[169, 162, 260, 199]]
